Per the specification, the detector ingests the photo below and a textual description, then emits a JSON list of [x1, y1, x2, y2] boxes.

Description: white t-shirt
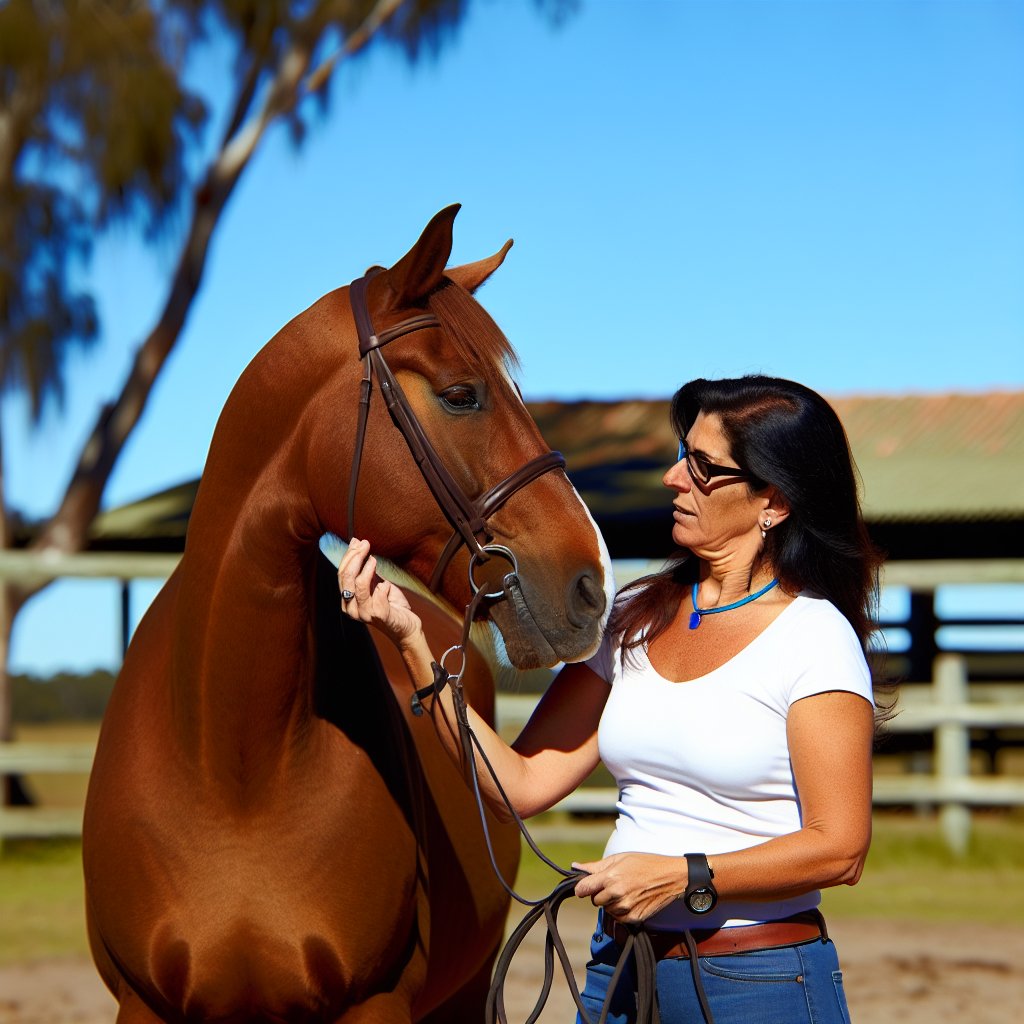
[[586, 592, 873, 930]]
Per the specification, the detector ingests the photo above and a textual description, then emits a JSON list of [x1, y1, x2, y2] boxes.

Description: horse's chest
[[174, 766, 420, 918], [90, 749, 425, 1016], [104, 814, 423, 1020], [143, 912, 420, 1021]]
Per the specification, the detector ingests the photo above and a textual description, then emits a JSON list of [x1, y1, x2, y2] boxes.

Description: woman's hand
[[337, 538, 423, 649], [572, 852, 687, 924]]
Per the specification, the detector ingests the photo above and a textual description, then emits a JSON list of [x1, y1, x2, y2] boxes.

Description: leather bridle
[[346, 269, 677, 1024], [346, 269, 566, 596]]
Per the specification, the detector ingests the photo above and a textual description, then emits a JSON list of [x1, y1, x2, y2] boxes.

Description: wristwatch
[[682, 853, 718, 915]]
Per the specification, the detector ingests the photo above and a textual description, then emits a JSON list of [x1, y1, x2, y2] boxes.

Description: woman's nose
[[663, 458, 692, 491]]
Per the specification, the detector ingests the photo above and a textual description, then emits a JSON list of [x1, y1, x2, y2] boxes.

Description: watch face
[[687, 888, 716, 914]]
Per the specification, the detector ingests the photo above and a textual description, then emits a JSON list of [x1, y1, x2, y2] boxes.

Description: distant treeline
[[11, 671, 115, 723]]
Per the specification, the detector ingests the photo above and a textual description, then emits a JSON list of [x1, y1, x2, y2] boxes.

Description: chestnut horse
[[82, 205, 612, 1023]]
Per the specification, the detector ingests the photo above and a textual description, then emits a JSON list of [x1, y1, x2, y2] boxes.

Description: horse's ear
[[445, 239, 514, 294], [384, 204, 460, 307]]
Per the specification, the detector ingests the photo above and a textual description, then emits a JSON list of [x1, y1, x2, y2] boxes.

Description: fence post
[[907, 589, 940, 683], [935, 653, 971, 855]]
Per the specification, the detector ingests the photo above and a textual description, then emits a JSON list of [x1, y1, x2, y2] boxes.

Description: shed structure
[[82, 391, 1024, 561], [45, 390, 1022, 680]]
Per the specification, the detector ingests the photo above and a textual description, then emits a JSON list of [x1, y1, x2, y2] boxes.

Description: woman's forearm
[[395, 628, 606, 823], [573, 820, 870, 924], [708, 823, 870, 902], [396, 627, 537, 822]]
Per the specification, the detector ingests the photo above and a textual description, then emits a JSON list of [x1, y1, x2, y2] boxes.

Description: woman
[[338, 375, 884, 1024]]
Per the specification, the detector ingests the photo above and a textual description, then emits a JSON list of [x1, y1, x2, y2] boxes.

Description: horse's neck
[[170, 436, 326, 780]]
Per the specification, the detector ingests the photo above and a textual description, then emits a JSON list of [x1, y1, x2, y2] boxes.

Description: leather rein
[[345, 270, 676, 1024]]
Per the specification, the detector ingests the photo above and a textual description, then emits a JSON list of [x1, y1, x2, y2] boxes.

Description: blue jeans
[[576, 911, 853, 1024]]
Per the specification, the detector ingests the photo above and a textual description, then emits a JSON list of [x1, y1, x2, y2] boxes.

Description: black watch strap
[[682, 852, 718, 915]]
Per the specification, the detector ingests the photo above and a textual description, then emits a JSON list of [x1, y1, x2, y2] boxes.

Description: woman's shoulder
[[772, 594, 872, 700], [583, 627, 621, 684], [764, 593, 867, 669], [583, 619, 652, 686], [783, 591, 858, 636]]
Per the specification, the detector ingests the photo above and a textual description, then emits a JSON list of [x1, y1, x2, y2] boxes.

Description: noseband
[[346, 269, 566, 595]]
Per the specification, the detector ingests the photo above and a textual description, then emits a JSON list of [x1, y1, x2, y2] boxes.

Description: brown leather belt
[[603, 910, 826, 961]]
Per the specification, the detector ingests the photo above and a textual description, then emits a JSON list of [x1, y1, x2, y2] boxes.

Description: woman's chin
[[671, 522, 692, 547]]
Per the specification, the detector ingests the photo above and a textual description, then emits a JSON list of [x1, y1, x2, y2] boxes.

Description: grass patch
[[514, 839, 608, 901], [822, 812, 1024, 923], [2, 813, 1022, 966], [0, 838, 90, 964]]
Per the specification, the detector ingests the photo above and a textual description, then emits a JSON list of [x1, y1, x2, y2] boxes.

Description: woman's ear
[[761, 489, 791, 527]]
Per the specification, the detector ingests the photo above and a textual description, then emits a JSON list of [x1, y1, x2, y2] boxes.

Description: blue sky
[[6, 0, 1023, 674]]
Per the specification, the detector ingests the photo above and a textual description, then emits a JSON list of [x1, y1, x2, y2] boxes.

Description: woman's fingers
[[337, 540, 421, 644], [340, 541, 393, 627], [353, 554, 379, 621], [573, 854, 685, 924], [338, 538, 371, 615], [573, 859, 614, 905], [337, 537, 365, 582]]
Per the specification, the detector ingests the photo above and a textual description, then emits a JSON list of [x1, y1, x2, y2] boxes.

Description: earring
[[761, 517, 771, 540]]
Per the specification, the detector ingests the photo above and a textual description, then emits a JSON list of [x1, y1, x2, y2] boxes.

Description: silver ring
[[341, 590, 355, 601], [439, 644, 467, 683]]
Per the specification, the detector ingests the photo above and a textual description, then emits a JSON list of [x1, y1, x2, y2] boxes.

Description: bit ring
[[468, 545, 519, 599]]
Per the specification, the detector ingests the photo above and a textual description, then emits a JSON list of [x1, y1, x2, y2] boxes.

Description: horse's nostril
[[566, 570, 606, 628]]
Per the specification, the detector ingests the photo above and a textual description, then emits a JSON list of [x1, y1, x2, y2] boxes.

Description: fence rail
[[3, 655, 1022, 851]]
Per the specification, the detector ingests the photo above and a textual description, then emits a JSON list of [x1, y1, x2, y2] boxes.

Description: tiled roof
[[528, 391, 1024, 523], [87, 480, 199, 548], [829, 393, 1024, 521], [83, 391, 1023, 549]]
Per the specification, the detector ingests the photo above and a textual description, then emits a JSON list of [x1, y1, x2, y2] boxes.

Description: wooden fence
[[496, 654, 1024, 856], [3, 654, 1023, 851], [0, 742, 93, 840], [1, 553, 1023, 851]]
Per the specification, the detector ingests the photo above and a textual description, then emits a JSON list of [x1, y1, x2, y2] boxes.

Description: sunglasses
[[676, 439, 756, 485]]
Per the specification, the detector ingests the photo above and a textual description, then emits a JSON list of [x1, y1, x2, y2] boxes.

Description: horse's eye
[[439, 385, 481, 412]]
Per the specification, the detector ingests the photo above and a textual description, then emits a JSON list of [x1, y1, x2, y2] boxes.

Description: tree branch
[[306, 0, 407, 94], [23, 0, 410, 601]]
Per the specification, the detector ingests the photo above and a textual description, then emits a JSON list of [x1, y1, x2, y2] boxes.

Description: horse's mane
[[427, 279, 521, 390]]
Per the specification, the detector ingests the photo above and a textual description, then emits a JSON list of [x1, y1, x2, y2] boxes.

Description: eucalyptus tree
[[0, 0, 571, 761]]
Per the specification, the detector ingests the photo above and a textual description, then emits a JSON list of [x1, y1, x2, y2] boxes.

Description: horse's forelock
[[426, 279, 521, 389]]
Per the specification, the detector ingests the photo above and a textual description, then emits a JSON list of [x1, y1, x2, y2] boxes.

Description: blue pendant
[[689, 612, 701, 630]]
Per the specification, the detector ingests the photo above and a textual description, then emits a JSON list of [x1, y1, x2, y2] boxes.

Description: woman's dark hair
[[611, 376, 888, 707]]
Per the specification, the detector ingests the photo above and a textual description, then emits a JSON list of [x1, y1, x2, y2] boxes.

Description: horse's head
[[312, 205, 612, 669]]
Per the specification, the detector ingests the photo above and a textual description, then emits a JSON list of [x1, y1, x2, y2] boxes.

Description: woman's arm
[[339, 539, 610, 821], [574, 689, 874, 921]]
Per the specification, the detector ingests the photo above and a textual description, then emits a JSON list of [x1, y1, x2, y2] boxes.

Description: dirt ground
[[3, 905, 1023, 1023]]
